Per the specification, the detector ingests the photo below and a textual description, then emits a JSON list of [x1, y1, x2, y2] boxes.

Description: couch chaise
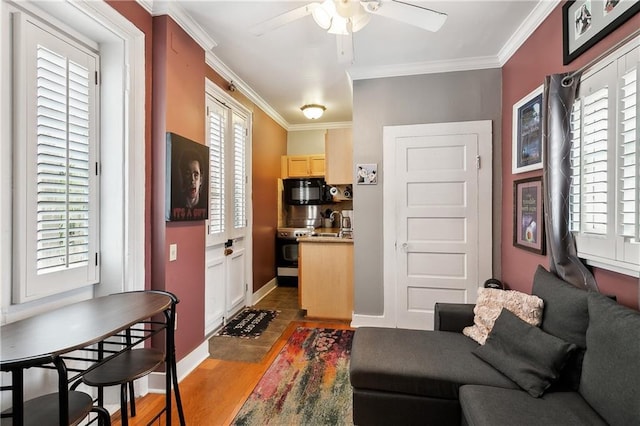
[[349, 265, 640, 425]]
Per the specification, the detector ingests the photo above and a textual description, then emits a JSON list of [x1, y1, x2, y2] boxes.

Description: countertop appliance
[[283, 178, 331, 205], [275, 227, 313, 287]]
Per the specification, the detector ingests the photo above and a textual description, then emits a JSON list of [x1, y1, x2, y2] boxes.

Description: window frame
[[12, 11, 101, 303], [570, 37, 640, 278], [1, 0, 145, 323]]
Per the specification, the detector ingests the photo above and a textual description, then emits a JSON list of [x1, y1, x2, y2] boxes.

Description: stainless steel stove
[[276, 227, 314, 240], [275, 227, 313, 286]]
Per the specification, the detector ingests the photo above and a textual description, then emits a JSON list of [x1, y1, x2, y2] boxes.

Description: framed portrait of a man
[[166, 132, 209, 222]]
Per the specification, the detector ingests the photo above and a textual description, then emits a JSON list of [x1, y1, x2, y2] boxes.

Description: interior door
[[383, 121, 492, 330]]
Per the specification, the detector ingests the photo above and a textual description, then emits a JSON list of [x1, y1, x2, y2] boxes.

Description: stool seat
[[83, 348, 164, 387], [1, 390, 94, 426]]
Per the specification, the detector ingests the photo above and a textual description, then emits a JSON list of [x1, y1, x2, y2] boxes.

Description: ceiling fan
[[250, 0, 448, 63]]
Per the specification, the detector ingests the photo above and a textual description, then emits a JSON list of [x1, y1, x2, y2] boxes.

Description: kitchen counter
[[298, 236, 353, 321], [297, 227, 354, 243]]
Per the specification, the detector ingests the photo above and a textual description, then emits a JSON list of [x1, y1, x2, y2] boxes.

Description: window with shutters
[[205, 85, 249, 246], [12, 13, 100, 303], [569, 40, 639, 277]]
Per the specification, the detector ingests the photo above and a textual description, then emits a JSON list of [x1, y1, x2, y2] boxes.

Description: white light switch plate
[[169, 244, 177, 261]]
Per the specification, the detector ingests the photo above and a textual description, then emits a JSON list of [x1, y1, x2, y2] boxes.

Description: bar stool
[[80, 344, 164, 426], [0, 390, 111, 426]]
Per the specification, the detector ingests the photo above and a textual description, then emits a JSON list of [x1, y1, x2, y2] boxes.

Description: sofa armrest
[[434, 303, 475, 332]]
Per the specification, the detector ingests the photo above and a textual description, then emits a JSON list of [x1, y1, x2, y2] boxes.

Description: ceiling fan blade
[[250, 3, 320, 36], [362, 0, 447, 32], [336, 33, 354, 64]]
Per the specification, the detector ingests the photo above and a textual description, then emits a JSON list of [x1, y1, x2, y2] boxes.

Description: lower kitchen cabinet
[[298, 239, 353, 321]]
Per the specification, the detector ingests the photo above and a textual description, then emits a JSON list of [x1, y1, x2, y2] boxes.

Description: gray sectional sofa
[[349, 265, 640, 425]]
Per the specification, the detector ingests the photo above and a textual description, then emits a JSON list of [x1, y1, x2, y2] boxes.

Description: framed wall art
[[166, 132, 209, 222], [356, 163, 377, 185], [513, 177, 545, 255], [512, 85, 543, 174], [563, 0, 640, 65]]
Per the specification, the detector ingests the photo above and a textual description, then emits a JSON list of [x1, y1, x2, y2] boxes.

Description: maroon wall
[[152, 15, 206, 359], [501, 4, 639, 309]]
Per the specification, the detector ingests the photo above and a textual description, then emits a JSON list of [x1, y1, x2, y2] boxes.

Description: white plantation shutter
[[569, 41, 639, 277], [232, 112, 247, 230], [36, 46, 92, 273], [569, 99, 582, 233], [581, 87, 609, 235], [15, 14, 99, 302], [208, 99, 226, 236], [618, 68, 638, 239]]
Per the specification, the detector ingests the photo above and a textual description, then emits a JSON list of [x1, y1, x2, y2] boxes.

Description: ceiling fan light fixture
[[350, 5, 371, 32], [301, 104, 326, 120], [327, 14, 349, 35], [312, 0, 335, 29]]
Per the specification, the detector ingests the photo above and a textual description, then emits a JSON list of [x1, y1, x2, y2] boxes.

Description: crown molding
[[348, 55, 500, 81], [288, 122, 353, 132], [135, 0, 152, 14], [498, 0, 560, 66], [205, 51, 289, 130], [142, 0, 217, 51]]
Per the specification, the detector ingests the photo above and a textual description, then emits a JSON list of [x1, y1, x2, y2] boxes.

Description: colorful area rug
[[215, 309, 278, 339], [232, 327, 355, 426]]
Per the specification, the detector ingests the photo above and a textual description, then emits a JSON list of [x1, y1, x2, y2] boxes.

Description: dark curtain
[[542, 73, 598, 291]]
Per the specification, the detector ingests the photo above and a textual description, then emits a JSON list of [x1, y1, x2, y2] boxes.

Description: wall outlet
[[169, 244, 177, 261]]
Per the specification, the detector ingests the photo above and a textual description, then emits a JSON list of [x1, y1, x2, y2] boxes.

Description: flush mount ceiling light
[[301, 104, 326, 120]]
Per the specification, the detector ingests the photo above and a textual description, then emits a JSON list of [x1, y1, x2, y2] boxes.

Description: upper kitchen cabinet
[[281, 154, 325, 178], [325, 128, 353, 185]]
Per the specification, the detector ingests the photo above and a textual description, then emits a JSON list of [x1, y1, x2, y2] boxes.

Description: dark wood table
[[1, 291, 185, 425]]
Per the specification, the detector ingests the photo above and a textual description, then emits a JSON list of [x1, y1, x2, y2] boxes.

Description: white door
[[204, 84, 252, 335], [383, 121, 492, 330]]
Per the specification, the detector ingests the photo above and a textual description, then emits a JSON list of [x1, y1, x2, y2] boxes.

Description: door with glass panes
[[204, 86, 251, 335]]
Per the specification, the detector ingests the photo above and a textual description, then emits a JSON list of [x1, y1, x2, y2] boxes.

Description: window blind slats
[[35, 45, 91, 274], [233, 113, 246, 230], [618, 68, 637, 238], [208, 104, 225, 235]]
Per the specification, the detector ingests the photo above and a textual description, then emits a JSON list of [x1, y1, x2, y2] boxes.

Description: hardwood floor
[[110, 287, 351, 426]]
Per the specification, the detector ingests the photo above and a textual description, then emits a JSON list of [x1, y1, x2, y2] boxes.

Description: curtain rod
[[562, 28, 640, 86]]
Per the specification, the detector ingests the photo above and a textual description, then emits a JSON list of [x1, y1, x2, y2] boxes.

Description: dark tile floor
[[208, 286, 304, 363]]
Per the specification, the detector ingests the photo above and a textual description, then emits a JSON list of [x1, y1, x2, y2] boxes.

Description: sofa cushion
[[459, 385, 607, 426], [350, 327, 519, 400], [532, 265, 589, 347], [531, 265, 589, 390], [472, 309, 576, 397], [463, 288, 544, 345], [579, 292, 640, 426]]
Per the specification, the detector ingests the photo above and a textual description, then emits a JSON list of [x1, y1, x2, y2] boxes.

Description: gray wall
[[352, 69, 503, 315]]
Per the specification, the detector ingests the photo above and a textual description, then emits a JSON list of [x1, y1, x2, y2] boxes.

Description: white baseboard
[[251, 277, 277, 305], [147, 340, 210, 393], [351, 313, 395, 328]]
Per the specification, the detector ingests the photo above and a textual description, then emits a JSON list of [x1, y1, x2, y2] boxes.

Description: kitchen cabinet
[[325, 128, 352, 184], [298, 238, 353, 321], [281, 155, 325, 178]]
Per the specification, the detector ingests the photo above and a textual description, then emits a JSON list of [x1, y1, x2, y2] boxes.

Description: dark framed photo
[[512, 85, 543, 174], [563, 0, 640, 65], [166, 132, 209, 222], [513, 177, 545, 255]]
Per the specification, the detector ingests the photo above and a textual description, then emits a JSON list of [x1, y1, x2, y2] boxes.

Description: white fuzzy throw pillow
[[463, 288, 544, 345]]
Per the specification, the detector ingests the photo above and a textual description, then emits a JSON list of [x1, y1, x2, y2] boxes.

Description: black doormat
[[215, 309, 279, 339]]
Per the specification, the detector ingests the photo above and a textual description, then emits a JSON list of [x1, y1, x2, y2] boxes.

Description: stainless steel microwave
[[283, 178, 330, 205]]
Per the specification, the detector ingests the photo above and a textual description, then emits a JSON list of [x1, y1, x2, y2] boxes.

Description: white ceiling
[[160, 1, 558, 128]]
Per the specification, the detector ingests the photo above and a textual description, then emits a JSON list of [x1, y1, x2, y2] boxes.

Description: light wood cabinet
[[299, 240, 353, 321], [325, 128, 353, 184], [281, 155, 325, 178]]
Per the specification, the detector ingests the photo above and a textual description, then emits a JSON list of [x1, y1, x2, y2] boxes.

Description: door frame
[[382, 120, 493, 328]]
